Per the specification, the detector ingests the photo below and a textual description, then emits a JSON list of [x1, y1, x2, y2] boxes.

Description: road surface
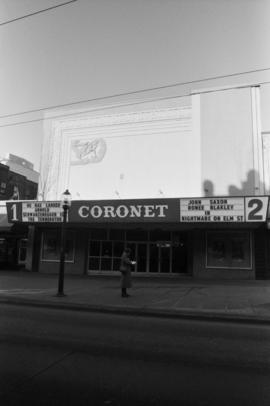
[[1, 303, 270, 405]]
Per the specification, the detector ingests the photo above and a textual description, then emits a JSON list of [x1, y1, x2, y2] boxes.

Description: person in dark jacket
[[120, 248, 136, 297]]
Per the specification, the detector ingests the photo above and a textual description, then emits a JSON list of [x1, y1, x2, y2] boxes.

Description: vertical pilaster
[[251, 86, 264, 195], [191, 93, 202, 195]]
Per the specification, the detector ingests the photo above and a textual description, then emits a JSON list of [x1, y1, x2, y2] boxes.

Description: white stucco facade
[[39, 85, 263, 201]]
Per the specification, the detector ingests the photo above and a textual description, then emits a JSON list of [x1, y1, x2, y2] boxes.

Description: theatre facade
[[12, 85, 270, 279], [6, 195, 270, 279]]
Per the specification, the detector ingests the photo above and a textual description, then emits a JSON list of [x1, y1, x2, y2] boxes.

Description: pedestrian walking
[[120, 248, 136, 297]]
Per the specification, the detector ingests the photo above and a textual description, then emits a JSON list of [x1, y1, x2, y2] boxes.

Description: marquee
[[6, 196, 269, 224]]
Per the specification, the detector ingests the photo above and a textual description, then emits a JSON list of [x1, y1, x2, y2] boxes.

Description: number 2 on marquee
[[246, 198, 266, 221]]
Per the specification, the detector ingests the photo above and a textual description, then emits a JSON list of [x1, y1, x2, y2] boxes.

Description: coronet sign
[[78, 203, 169, 219], [6, 196, 270, 224], [67, 199, 177, 222]]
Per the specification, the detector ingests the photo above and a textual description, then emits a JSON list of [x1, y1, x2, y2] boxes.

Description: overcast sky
[[1, 0, 270, 170]]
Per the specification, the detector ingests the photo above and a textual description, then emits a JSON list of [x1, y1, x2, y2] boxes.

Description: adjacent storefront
[[0, 212, 28, 270], [6, 195, 270, 279]]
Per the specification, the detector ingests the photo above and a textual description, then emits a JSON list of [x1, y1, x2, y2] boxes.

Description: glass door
[[149, 243, 159, 272], [87, 230, 189, 274], [160, 244, 171, 273], [136, 243, 147, 273]]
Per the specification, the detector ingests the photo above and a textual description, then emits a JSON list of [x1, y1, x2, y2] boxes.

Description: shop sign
[[180, 196, 269, 222]]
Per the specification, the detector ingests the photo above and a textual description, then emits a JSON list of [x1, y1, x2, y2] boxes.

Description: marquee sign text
[[180, 197, 269, 223]]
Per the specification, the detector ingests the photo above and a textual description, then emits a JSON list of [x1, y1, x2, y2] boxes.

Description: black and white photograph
[[1, 0, 270, 405]]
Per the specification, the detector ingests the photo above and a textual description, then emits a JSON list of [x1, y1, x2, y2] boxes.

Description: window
[[18, 239, 28, 263], [0, 238, 8, 262], [90, 229, 108, 240], [0, 182, 6, 194], [41, 230, 75, 262], [88, 240, 125, 271], [109, 229, 125, 240], [149, 230, 170, 241], [126, 229, 148, 241], [206, 232, 251, 269]]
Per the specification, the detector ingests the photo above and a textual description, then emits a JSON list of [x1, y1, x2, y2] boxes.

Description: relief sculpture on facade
[[70, 138, 107, 165]]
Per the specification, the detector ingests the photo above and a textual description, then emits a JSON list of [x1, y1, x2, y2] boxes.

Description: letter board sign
[[180, 196, 269, 222]]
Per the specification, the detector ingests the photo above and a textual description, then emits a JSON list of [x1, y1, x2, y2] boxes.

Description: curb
[[1, 296, 270, 325]]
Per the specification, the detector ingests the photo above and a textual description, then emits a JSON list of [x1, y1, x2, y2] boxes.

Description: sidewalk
[[1, 270, 270, 323]]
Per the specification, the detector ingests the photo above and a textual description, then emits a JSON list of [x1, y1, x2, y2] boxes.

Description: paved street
[[1, 303, 270, 405]]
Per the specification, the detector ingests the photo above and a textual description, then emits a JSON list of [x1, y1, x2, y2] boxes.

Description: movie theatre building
[[7, 195, 270, 279], [11, 85, 270, 279]]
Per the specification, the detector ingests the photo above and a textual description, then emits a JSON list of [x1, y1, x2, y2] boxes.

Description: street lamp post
[[57, 189, 72, 297]]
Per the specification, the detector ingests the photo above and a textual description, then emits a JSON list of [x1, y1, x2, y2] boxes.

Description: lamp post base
[[56, 292, 66, 297]]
